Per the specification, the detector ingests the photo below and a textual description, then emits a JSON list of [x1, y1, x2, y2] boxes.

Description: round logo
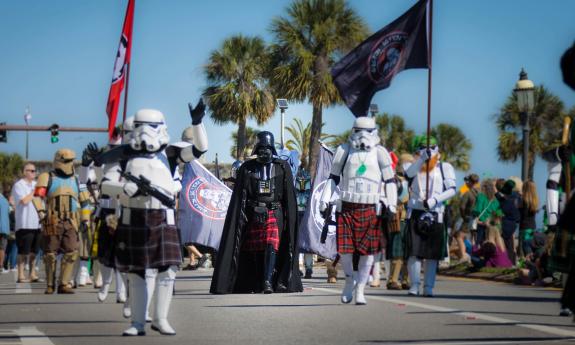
[[310, 180, 337, 237], [186, 176, 231, 220], [367, 31, 408, 83]]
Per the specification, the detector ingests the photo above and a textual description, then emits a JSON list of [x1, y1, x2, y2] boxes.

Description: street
[[1, 267, 574, 345]]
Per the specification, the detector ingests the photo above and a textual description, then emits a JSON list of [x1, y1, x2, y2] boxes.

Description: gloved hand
[[82, 142, 101, 167], [319, 201, 328, 214], [558, 145, 572, 163], [123, 182, 139, 197], [548, 212, 558, 227], [419, 148, 431, 161], [189, 99, 206, 125], [423, 197, 437, 210]]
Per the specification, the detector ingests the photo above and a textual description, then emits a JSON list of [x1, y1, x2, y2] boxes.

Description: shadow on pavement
[[359, 336, 575, 343]]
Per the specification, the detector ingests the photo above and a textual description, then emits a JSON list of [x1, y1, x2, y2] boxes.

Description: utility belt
[[121, 207, 176, 227], [246, 200, 281, 225], [43, 211, 80, 235]]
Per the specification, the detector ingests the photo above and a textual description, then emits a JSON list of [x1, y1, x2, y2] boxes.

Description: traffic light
[[0, 122, 6, 142], [49, 124, 59, 143]]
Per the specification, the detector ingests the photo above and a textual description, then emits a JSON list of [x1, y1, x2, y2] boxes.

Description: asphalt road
[[1, 266, 575, 345]]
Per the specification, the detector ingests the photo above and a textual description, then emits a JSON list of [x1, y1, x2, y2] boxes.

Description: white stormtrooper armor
[[546, 158, 566, 227], [319, 116, 397, 306], [405, 148, 457, 223], [320, 117, 397, 213]]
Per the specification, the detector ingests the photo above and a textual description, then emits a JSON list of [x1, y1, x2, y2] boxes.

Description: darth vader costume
[[210, 131, 302, 294]]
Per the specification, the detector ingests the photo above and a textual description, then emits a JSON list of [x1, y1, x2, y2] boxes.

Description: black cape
[[210, 158, 302, 294]]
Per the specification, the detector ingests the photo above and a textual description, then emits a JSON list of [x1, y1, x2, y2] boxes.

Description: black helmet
[[251, 131, 278, 156]]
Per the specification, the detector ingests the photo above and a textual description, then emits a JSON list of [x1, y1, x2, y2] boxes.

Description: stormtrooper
[[101, 101, 208, 336], [404, 135, 456, 297], [319, 116, 397, 305]]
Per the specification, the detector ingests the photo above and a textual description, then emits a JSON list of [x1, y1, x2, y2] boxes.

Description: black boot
[[263, 245, 276, 294]]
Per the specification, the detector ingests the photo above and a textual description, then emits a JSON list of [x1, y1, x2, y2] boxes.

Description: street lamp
[[276, 98, 288, 149], [24, 106, 32, 159], [369, 103, 379, 117], [514, 68, 535, 182]]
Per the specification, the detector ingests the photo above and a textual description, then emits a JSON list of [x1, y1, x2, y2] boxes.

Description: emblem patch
[[367, 31, 408, 83], [310, 180, 337, 237], [186, 176, 231, 220]]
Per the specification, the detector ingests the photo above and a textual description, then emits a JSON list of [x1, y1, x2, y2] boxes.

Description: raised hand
[[188, 98, 206, 125]]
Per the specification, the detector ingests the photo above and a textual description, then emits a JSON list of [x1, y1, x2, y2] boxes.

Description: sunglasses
[[25, 169, 36, 173]]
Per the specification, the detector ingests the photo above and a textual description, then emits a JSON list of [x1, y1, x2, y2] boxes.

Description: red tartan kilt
[[242, 210, 280, 252], [337, 202, 382, 255]]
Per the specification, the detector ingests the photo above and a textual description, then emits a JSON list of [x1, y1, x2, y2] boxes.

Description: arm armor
[[179, 123, 208, 162], [377, 146, 398, 213], [405, 155, 425, 178], [547, 161, 562, 225], [434, 162, 457, 205]]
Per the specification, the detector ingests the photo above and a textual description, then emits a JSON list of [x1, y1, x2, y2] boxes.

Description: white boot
[[116, 270, 127, 303], [356, 255, 374, 305], [407, 256, 421, 296], [122, 273, 146, 336], [78, 260, 89, 286], [341, 274, 356, 304], [145, 269, 157, 323], [98, 265, 114, 302], [119, 273, 131, 319], [355, 283, 366, 305], [151, 266, 176, 335]]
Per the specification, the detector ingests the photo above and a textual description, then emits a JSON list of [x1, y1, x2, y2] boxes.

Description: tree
[[230, 127, 259, 160], [431, 123, 472, 172], [269, 0, 369, 179], [0, 152, 24, 193], [375, 113, 415, 155], [203, 35, 275, 160], [495, 85, 566, 179], [324, 129, 351, 151], [285, 118, 333, 170]]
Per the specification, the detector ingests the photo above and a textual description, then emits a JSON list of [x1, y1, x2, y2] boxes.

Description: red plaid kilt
[[337, 202, 382, 255], [242, 210, 280, 252], [114, 209, 182, 272]]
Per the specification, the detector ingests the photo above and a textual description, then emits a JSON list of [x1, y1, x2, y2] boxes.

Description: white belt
[[99, 199, 116, 209]]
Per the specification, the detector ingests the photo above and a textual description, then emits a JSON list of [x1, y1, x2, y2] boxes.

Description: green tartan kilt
[[386, 221, 407, 260], [547, 231, 575, 274]]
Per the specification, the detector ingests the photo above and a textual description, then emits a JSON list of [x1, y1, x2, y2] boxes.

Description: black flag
[[332, 0, 429, 117]]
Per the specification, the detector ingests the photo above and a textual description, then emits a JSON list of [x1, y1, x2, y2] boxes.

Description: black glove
[[189, 99, 206, 125], [81, 142, 101, 167], [547, 224, 558, 234], [558, 145, 572, 163]]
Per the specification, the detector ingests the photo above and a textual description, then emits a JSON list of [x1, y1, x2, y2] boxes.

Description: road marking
[[314, 287, 575, 339], [14, 327, 54, 345], [15, 282, 31, 294]]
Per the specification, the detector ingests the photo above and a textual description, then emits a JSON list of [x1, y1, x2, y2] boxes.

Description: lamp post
[[369, 103, 379, 117], [514, 68, 535, 182], [24, 106, 31, 160], [276, 99, 288, 148]]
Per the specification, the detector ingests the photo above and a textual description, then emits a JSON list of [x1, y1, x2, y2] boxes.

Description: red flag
[[106, 0, 135, 139]]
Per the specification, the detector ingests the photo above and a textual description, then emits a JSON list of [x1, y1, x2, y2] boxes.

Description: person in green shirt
[[472, 179, 501, 246]]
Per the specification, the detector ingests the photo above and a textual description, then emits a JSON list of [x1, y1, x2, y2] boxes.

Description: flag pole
[[425, 0, 433, 200], [121, 61, 131, 138]]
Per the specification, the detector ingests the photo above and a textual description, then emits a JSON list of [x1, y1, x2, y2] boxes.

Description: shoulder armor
[[36, 172, 50, 188]]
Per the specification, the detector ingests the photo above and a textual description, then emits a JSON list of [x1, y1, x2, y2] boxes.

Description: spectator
[[456, 173, 479, 259], [183, 243, 208, 270], [0, 190, 10, 273], [472, 179, 500, 246], [496, 179, 520, 264], [471, 219, 513, 269], [517, 231, 549, 285], [518, 180, 539, 259], [11, 163, 41, 283]]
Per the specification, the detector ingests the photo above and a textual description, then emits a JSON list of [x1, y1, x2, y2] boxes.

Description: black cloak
[[210, 158, 302, 294]]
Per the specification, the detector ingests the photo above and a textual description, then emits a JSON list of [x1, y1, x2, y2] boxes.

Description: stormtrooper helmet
[[130, 109, 170, 152], [54, 148, 76, 176], [349, 116, 380, 151], [121, 116, 135, 145]]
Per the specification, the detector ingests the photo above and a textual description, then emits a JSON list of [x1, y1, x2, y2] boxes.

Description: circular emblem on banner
[[367, 31, 408, 83], [310, 180, 337, 237], [186, 176, 231, 220], [112, 35, 128, 83]]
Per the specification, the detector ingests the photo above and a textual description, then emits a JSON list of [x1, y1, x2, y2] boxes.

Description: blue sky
[[1, 0, 575, 198]]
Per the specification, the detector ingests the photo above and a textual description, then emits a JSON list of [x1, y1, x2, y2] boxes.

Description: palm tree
[[495, 85, 565, 179], [285, 118, 333, 170], [375, 113, 415, 155], [431, 123, 472, 172], [203, 35, 275, 160], [324, 129, 351, 151], [269, 0, 369, 179], [0, 152, 24, 192], [230, 127, 259, 160]]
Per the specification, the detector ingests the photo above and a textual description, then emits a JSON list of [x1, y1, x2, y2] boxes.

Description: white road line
[[15, 283, 31, 294], [14, 327, 54, 345], [314, 287, 575, 339]]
